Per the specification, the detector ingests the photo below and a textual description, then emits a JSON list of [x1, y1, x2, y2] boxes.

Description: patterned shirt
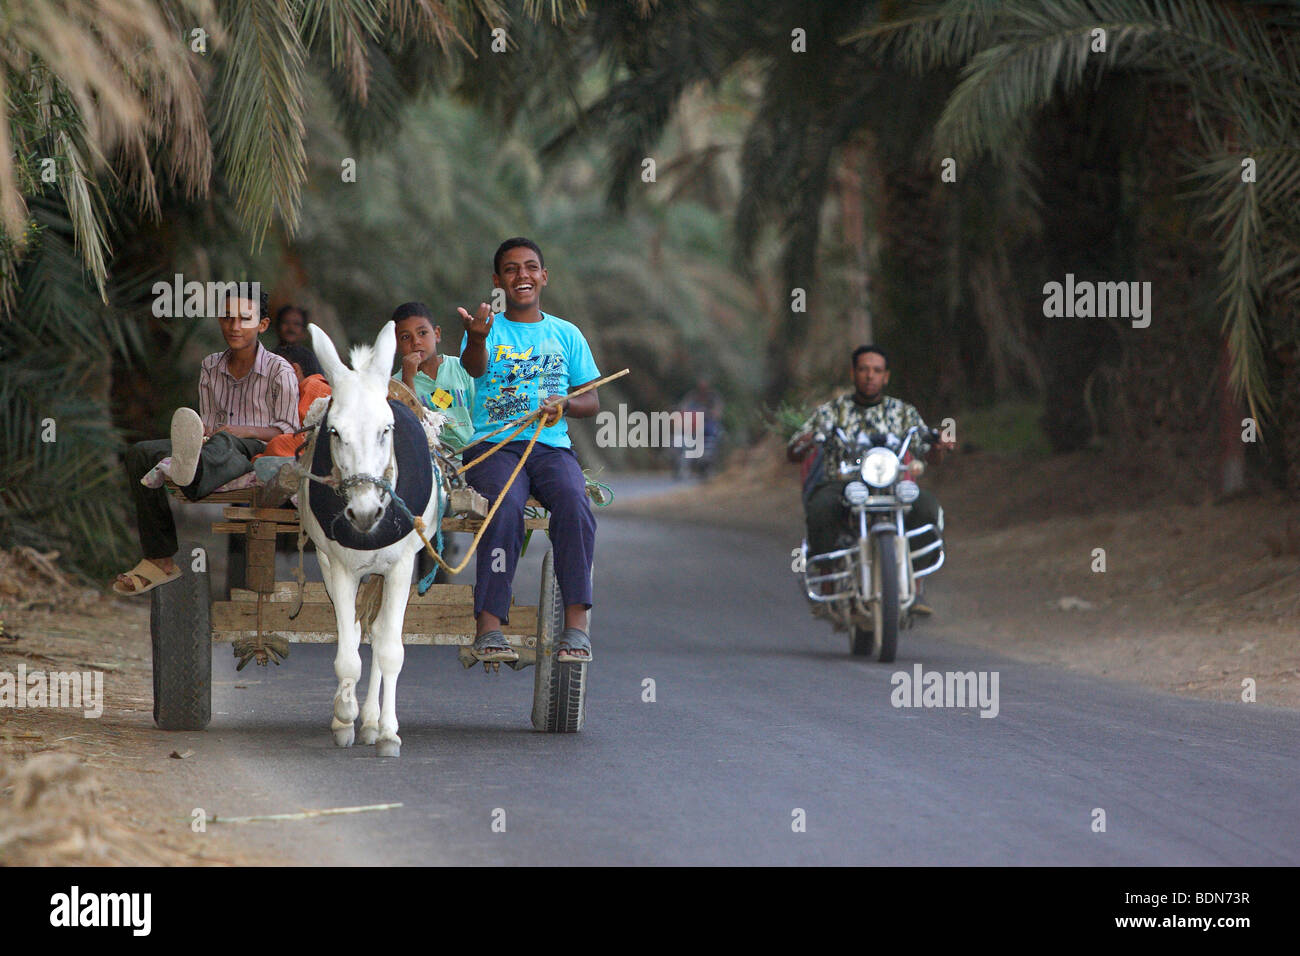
[[198, 342, 298, 435], [789, 393, 930, 479]]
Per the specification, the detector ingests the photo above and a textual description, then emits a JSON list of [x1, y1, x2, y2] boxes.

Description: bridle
[[294, 397, 397, 503]]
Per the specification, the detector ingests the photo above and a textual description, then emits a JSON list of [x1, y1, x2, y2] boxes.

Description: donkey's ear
[[367, 321, 397, 386], [310, 324, 347, 386]]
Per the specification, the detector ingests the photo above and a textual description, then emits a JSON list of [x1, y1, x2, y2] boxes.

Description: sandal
[[471, 629, 518, 663], [169, 407, 204, 486], [112, 559, 181, 596], [556, 627, 593, 663]]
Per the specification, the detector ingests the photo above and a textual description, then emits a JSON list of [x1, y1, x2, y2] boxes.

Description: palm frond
[[1193, 151, 1268, 420], [844, 0, 1002, 71], [301, 0, 383, 101], [54, 128, 113, 302], [211, 0, 308, 248], [0, 0, 215, 288]]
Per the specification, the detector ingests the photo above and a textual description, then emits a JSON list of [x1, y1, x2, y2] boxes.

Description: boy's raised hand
[[401, 349, 423, 386], [458, 302, 494, 338]]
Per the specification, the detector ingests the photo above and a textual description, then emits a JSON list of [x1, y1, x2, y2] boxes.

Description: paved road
[[170, 482, 1300, 865]]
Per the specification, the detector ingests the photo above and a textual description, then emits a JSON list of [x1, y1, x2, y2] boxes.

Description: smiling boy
[[390, 302, 475, 454], [113, 292, 298, 595], [457, 238, 601, 664]]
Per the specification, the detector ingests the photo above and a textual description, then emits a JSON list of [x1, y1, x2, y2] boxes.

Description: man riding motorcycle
[[786, 345, 954, 612]]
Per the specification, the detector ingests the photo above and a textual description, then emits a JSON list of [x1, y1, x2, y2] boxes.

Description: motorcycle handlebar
[[821, 423, 946, 447]]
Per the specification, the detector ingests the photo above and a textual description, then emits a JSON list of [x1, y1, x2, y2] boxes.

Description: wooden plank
[[165, 481, 255, 504], [442, 516, 549, 532], [246, 546, 275, 568], [245, 566, 274, 592], [211, 600, 537, 635], [212, 521, 298, 535], [447, 487, 489, 517], [230, 583, 476, 605], [223, 506, 299, 523]]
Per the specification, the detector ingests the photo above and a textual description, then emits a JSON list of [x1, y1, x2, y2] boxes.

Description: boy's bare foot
[[170, 407, 204, 486], [112, 558, 181, 595]]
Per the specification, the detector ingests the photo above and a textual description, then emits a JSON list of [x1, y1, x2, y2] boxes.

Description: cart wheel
[[531, 550, 588, 733], [150, 561, 212, 731]]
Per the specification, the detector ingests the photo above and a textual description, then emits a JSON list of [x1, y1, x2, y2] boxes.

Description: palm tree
[[536, 0, 1049, 423], [1, 0, 588, 302], [0, 0, 585, 573], [854, 0, 1300, 432]]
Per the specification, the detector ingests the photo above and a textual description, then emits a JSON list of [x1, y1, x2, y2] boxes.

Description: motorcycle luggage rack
[[802, 542, 859, 603], [905, 522, 945, 578]]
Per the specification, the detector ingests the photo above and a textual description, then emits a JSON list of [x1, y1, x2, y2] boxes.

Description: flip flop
[[112, 559, 181, 596], [169, 407, 204, 486], [556, 627, 592, 663], [470, 629, 518, 663]]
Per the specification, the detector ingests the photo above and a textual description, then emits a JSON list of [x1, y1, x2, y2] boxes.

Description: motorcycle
[[797, 424, 946, 662]]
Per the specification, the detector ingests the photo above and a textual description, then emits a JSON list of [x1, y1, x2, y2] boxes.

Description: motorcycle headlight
[[897, 479, 919, 503], [861, 448, 899, 487], [843, 481, 870, 505]]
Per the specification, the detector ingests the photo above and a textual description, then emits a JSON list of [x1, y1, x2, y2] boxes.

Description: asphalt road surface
[[171, 480, 1300, 865]]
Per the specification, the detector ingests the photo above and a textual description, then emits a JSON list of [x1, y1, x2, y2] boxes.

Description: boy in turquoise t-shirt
[[457, 238, 602, 666], [391, 301, 475, 453]]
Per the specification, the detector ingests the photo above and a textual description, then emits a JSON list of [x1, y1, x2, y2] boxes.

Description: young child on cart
[[390, 301, 476, 457], [112, 292, 299, 595]]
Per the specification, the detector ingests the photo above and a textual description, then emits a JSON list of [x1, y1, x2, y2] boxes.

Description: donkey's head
[[309, 321, 398, 534]]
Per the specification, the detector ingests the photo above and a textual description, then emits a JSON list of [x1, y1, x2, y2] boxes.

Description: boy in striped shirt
[[113, 292, 298, 595]]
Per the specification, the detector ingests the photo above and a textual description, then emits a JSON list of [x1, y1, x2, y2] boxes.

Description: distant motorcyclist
[[786, 345, 953, 611]]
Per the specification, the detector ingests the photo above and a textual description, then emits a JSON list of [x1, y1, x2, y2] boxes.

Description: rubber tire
[[874, 530, 900, 663], [150, 562, 212, 730], [531, 550, 588, 733]]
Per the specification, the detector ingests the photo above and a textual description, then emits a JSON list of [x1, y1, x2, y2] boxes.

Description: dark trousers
[[805, 481, 942, 571], [463, 440, 595, 623], [125, 433, 265, 559]]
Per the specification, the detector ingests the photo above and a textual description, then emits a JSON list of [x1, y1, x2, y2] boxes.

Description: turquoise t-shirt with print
[[392, 354, 476, 452], [460, 312, 600, 450]]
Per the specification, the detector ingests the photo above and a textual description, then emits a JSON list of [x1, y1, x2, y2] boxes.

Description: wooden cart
[[150, 480, 587, 735]]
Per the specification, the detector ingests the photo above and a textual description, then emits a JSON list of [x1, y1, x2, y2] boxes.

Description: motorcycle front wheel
[[872, 529, 900, 663]]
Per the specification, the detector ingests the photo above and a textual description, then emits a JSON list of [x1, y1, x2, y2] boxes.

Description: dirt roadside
[[620, 439, 1300, 710], [0, 549, 286, 866]]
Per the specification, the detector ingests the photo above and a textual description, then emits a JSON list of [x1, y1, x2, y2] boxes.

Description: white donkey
[[302, 321, 439, 758]]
